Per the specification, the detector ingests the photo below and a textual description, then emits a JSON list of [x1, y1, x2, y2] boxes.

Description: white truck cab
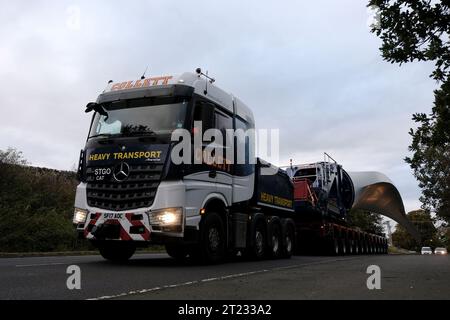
[[73, 70, 295, 263]]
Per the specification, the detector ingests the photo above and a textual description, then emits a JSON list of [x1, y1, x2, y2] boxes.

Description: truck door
[[183, 100, 216, 185], [232, 116, 255, 203], [213, 107, 233, 203]]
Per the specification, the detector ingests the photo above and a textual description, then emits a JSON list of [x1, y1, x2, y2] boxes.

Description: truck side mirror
[[85, 102, 109, 119], [85, 102, 98, 113]]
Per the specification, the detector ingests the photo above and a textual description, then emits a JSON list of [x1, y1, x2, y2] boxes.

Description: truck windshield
[[89, 99, 188, 138]]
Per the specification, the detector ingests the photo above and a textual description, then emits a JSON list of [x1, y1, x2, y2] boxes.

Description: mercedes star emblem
[[113, 162, 130, 182]]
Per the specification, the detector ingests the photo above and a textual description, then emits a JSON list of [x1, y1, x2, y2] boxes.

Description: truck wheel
[[247, 220, 267, 260], [98, 242, 136, 262], [165, 244, 188, 261], [196, 212, 225, 264], [267, 220, 282, 259], [281, 222, 294, 258]]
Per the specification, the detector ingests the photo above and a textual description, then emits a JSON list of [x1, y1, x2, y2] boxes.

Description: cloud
[[0, 0, 437, 212]]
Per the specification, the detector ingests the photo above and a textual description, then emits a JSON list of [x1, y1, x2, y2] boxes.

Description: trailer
[[285, 156, 388, 255]]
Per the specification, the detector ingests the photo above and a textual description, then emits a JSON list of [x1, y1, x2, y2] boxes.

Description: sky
[[0, 0, 439, 218]]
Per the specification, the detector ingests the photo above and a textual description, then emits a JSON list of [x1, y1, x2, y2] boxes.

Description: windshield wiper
[[120, 130, 156, 137], [89, 133, 116, 139]]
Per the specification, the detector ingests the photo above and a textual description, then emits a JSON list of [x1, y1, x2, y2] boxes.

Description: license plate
[[103, 213, 124, 220]]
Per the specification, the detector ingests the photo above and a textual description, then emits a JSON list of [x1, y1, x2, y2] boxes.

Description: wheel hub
[[272, 235, 279, 253], [255, 231, 264, 255], [285, 235, 292, 253], [208, 227, 220, 252]]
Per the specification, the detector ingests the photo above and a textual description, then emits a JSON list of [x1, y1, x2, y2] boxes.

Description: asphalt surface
[[0, 253, 449, 300]]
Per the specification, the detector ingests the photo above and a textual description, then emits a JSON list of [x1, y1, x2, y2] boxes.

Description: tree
[[348, 209, 384, 235], [436, 224, 450, 250], [369, 0, 450, 222], [369, 0, 450, 82], [0, 147, 29, 165], [406, 83, 450, 221], [392, 209, 441, 250], [0, 148, 91, 252]]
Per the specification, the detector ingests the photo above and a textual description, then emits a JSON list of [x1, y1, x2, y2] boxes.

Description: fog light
[[73, 208, 88, 224]]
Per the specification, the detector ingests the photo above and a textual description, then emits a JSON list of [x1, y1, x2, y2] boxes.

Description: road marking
[[16, 262, 67, 268], [13, 253, 168, 268], [88, 257, 358, 300]]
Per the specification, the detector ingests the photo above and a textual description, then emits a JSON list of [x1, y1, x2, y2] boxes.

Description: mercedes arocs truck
[[73, 69, 388, 263]]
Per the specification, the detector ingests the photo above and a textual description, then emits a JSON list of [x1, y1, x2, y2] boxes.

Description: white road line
[[13, 253, 168, 268], [15, 262, 67, 268], [88, 257, 358, 300]]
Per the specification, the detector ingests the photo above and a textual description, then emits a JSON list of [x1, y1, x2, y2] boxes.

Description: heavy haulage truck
[[73, 70, 388, 263]]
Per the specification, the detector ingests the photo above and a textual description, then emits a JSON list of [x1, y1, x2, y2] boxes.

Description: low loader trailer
[[73, 70, 387, 263], [285, 157, 388, 255]]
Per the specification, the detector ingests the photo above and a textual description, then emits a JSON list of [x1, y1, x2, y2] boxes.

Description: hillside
[[0, 162, 90, 252]]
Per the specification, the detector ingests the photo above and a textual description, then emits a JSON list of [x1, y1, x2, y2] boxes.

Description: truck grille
[[86, 164, 163, 211]]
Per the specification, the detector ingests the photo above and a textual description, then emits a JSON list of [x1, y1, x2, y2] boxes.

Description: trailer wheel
[[165, 244, 188, 261], [98, 242, 136, 262], [347, 239, 353, 255], [330, 238, 339, 255], [340, 238, 347, 255], [363, 241, 368, 254], [267, 220, 282, 259], [281, 220, 295, 258], [196, 212, 225, 264], [353, 240, 359, 255]]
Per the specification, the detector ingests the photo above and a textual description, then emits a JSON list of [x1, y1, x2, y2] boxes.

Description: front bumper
[[74, 181, 188, 242]]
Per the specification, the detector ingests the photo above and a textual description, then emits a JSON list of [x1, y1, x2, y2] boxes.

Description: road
[[0, 253, 449, 300]]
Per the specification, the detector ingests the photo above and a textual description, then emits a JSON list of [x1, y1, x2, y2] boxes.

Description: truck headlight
[[149, 207, 183, 232], [73, 208, 88, 224]]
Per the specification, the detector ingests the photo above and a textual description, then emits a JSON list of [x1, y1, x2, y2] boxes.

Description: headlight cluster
[[148, 207, 183, 233], [73, 208, 88, 224]]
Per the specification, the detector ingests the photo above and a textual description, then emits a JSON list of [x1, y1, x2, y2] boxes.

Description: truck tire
[[247, 220, 267, 260], [165, 244, 188, 261], [281, 220, 295, 258], [195, 212, 226, 264], [267, 219, 282, 259], [98, 242, 136, 262]]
